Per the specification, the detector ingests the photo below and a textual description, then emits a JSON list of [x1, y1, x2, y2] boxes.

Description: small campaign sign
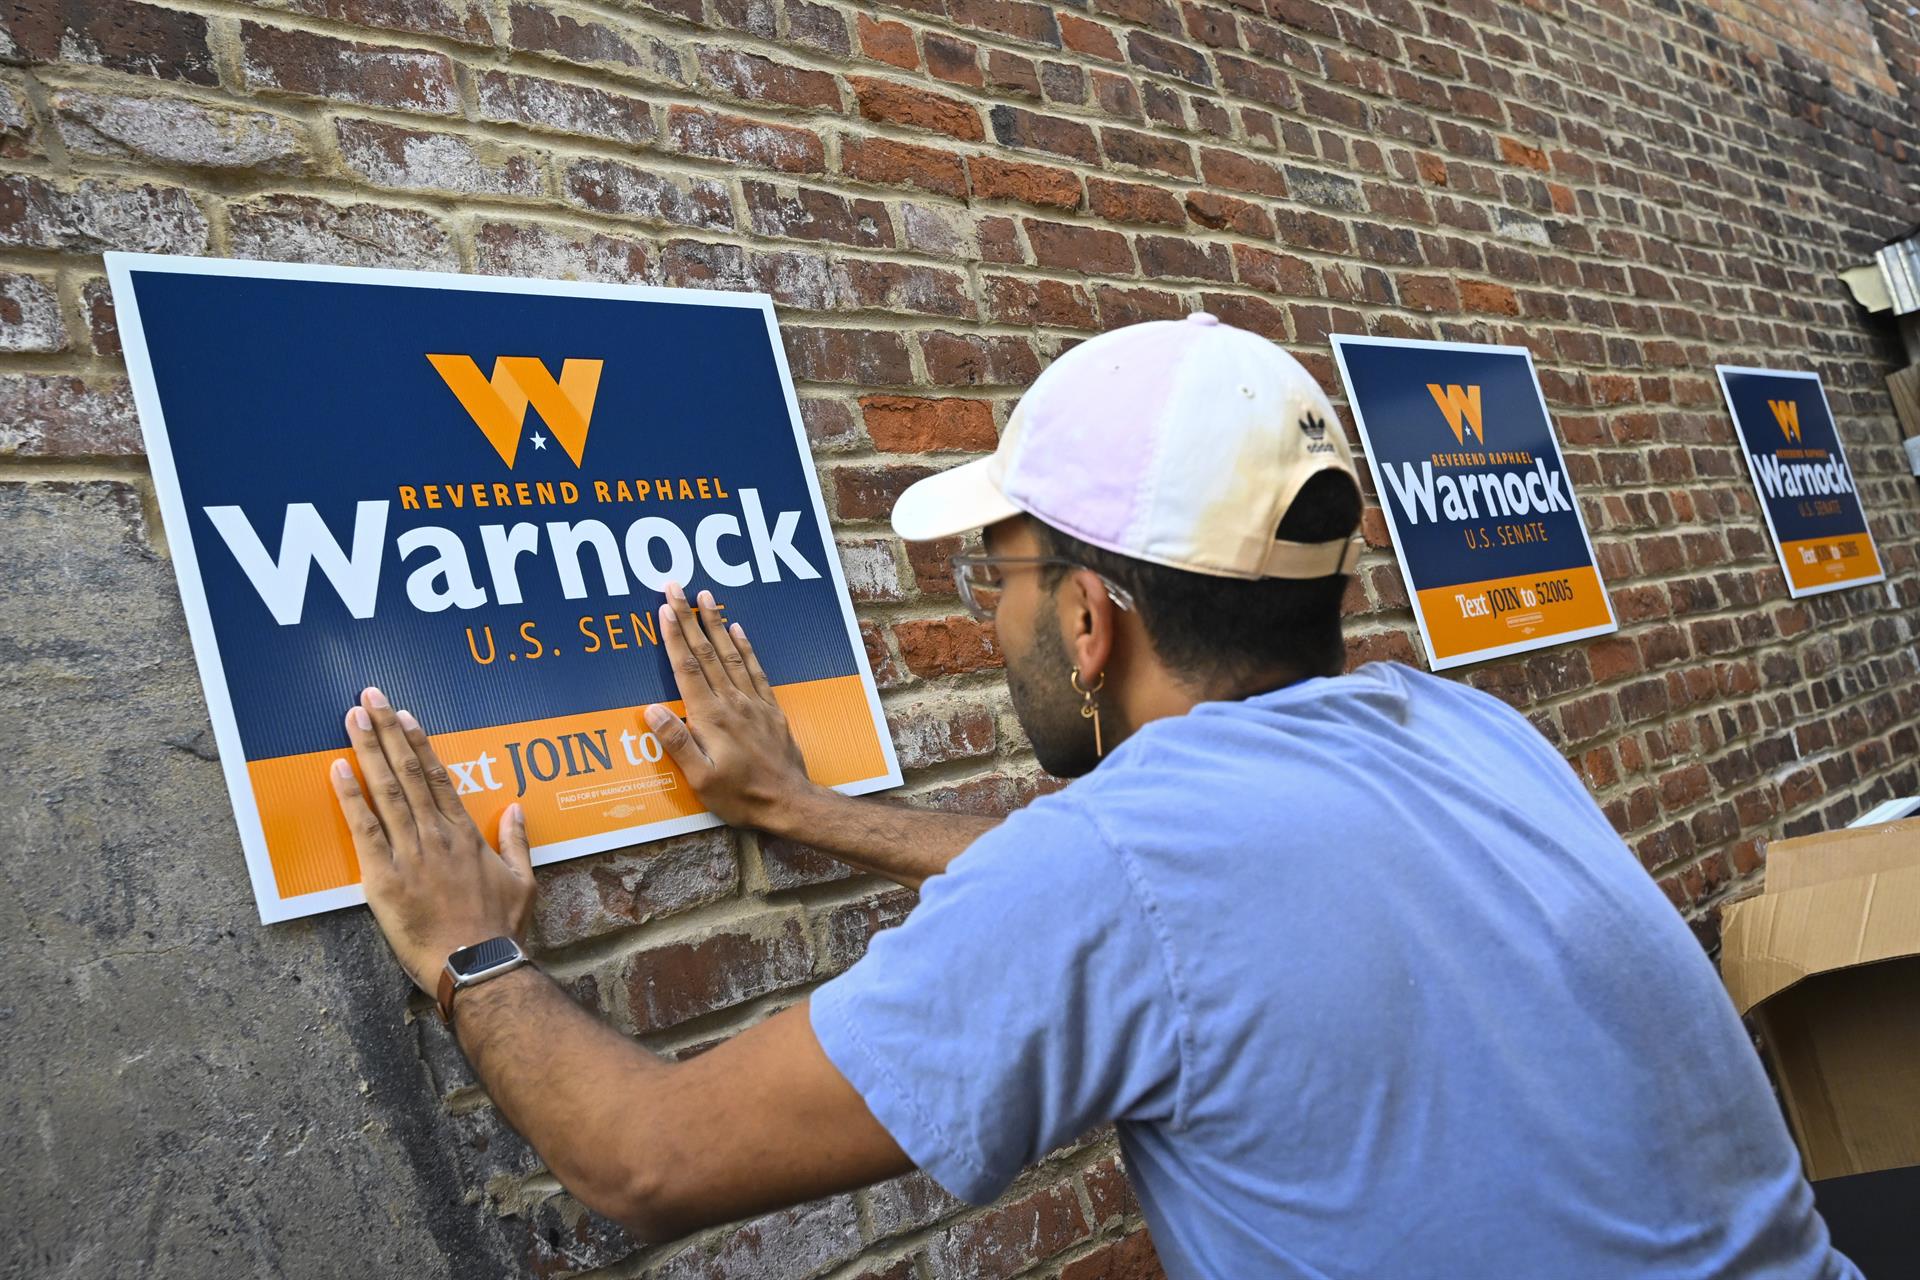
[[1331, 335, 1617, 670], [108, 254, 901, 922], [1715, 365, 1884, 599]]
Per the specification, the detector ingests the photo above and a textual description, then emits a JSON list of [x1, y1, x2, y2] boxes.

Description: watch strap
[[436, 937, 527, 1023], [435, 964, 458, 1023]]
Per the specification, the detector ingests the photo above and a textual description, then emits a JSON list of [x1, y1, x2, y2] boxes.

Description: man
[[331, 314, 1855, 1277]]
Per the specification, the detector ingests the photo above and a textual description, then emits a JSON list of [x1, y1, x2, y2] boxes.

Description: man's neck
[[1114, 663, 1332, 739]]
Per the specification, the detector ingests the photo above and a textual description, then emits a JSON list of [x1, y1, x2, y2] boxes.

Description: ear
[[1060, 567, 1117, 682]]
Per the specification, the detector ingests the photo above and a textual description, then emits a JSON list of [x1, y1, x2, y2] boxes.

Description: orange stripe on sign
[[247, 674, 888, 901], [1416, 565, 1612, 661], [1779, 534, 1881, 591]]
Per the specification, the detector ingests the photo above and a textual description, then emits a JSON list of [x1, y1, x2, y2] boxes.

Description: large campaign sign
[[1715, 365, 1884, 598], [1331, 335, 1616, 670], [108, 255, 900, 922]]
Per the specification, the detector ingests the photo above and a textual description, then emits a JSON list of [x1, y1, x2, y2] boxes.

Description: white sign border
[[1330, 333, 1619, 673], [1713, 363, 1887, 601], [105, 252, 902, 923]]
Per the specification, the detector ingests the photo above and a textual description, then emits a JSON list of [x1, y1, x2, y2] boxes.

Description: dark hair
[[1037, 470, 1362, 692]]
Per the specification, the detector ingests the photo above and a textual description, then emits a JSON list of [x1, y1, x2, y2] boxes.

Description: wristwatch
[[436, 936, 528, 1023]]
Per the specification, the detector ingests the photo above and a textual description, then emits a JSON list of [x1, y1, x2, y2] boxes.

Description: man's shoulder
[[943, 787, 1120, 886]]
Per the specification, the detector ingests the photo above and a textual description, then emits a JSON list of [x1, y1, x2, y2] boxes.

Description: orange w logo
[[426, 354, 603, 468], [1767, 398, 1801, 442], [1427, 382, 1484, 446]]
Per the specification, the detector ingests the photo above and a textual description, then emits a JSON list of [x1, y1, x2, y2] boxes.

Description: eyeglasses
[[949, 555, 1137, 622]]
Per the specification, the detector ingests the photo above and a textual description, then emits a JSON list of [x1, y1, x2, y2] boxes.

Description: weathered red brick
[[565, 158, 732, 229], [1184, 190, 1273, 238], [785, 326, 915, 385], [1060, 12, 1124, 60], [1082, 1157, 1141, 1224], [861, 396, 998, 451], [1101, 126, 1195, 176], [0, 375, 138, 456], [921, 330, 1042, 385], [277, 0, 495, 45], [837, 537, 908, 602], [858, 13, 920, 68], [227, 193, 456, 267], [990, 104, 1099, 162], [0, 176, 209, 254], [1059, 1231, 1164, 1280], [760, 834, 858, 890], [815, 886, 920, 970], [840, 260, 976, 318], [985, 275, 1098, 328], [1127, 29, 1212, 84], [787, 0, 850, 53], [924, 31, 985, 85], [668, 106, 824, 173], [1137, 234, 1232, 281], [336, 118, 544, 197], [474, 70, 654, 145], [617, 916, 813, 1032], [1025, 218, 1135, 274], [659, 238, 750, 292], [474, 221, 651, 283], [1275, 207, 1352, 253], [986, 49, 1043, 97], [1039, 59, 1089, 104], [947, 0, 1062, 47], [1096, 0, 1182, 36], [1460, 279, 1520, 314], [1199, 291, 1287, 338], [842, 134, 967, 198], [1499, 135, 1551, 172], [1395, 273, 1459, 312], [968, 155, 1083, 210], [753, 243, 856, 311], [1233, 243, 1318, 295], [699, 46, 842, 109], [744, 180, 893, 247], [651, 1198, 863, 1279], [240, 23, 459, 113], [2, 0, 217, 84], [894, 616, 1003, 677], [1199, 146, 1287, 196], [0, 272, 66, 353], [833, 463, 938, 519], [1088, 177, 1185, 226], [532, 830, 737, 948], [929, 1181, 1088, 1279], [507, 2, 680, 77], [1096, 283, 1186, 326], [852, 75, 984, 141]]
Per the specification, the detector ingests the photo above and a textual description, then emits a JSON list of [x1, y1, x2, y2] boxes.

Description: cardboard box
[[1720, 818, 1920, 1181]]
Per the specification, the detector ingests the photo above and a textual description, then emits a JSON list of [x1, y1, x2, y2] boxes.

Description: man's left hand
[[329, 686, 536, 993]]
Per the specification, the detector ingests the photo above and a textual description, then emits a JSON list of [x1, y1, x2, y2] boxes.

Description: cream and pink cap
[[890, 313, 1364, 579]]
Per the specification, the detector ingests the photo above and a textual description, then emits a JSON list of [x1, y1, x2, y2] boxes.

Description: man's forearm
[[766, 787, 999, 891], [452, 965, 672, 1234]]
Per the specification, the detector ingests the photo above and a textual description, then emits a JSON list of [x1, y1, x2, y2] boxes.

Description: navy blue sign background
[[1718, 368, 1869, 544], [1334, 339, 1590, 590], [126, 269, 859, 761]]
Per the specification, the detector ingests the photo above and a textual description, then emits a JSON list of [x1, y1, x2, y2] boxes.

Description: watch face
[[449, 937, 520, 976]]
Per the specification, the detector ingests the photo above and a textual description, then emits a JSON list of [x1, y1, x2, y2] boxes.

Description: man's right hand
[[646, 581, 818, 834]]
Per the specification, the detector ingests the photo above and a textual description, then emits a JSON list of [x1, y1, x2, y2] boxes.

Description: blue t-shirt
[[811, 663, 1856, 1280]]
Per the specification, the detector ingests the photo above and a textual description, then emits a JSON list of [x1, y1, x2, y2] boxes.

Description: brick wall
[[3, 0, 1918, 1275]]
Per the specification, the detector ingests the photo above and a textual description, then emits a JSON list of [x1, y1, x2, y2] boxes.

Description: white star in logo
[[529, 431, 549, 450]]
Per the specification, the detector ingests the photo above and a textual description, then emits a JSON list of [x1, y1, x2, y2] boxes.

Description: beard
[[1005, 615, 1112, 779]]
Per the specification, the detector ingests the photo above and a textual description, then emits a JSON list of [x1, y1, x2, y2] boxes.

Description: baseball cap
[[890, 313, 1364, 579]]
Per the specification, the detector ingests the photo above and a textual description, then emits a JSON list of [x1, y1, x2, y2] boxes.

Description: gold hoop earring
[[1071, 668, 1106, 758]]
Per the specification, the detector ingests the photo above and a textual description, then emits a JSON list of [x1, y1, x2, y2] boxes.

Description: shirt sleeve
[[809, 794, 1185, 1204]]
